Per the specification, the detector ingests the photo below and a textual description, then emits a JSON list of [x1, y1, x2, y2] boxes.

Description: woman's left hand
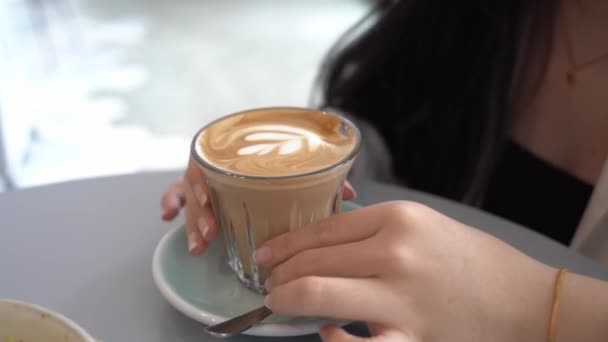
[[255, 201, 556, 342]]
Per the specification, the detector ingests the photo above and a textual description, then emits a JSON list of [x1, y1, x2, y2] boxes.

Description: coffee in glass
[[191, 107, 360, 293]]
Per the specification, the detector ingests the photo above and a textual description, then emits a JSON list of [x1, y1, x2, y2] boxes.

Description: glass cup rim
[[190, 106, 362, 180]]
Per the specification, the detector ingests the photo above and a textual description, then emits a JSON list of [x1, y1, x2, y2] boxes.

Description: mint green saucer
[[152, 201, 360, 337]]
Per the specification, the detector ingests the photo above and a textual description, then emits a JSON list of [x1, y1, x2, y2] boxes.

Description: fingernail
[[319, 325, 336, 340], [200, 191, 207, 207], [345, 180, 357, 199], [193, 184, 207, 207], [169, 195, 181, 208], [188, 232, 199, 253], [349, 186, 357, 199], [319, 326, 329, 339], [198, 216, 211, 240], [264, 278, 272, 291], [254, 246, 272, 265], [263, 295, 271, 308]]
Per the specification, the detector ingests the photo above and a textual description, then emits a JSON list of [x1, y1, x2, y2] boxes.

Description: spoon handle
[[205, 306, 273, 338]]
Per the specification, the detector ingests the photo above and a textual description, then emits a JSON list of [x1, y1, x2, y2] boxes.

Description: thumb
[[319, 325, 410, 342]]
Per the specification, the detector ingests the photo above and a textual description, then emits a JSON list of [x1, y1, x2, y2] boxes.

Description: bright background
[[0, 0, 370, 191]]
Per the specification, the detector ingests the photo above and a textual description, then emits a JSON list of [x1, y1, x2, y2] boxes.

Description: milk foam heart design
[[237, 124, 324, 156], [196, 108, 358, 177]]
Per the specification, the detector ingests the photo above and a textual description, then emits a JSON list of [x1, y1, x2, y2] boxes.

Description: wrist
[[514, 262, 556, 342], [489, 256, 556, 342], [555, 272, 608, 341]]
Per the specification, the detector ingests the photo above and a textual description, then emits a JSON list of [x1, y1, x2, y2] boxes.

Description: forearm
[[556, 272, 608, 341]]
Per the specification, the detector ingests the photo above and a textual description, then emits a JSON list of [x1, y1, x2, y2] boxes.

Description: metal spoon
[[205, 306, 273, 338]]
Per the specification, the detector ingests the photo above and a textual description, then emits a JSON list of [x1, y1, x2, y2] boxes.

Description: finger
[[183, 155, 219, 253], [198, 206, 218, 241], [185, 155, 211, 208], [254, 204, 389, 267], [184, 177, 208, 255], [267, 240, 379, 290], [265, 276, 389, 323], [342, 180, 356, 200], [320, 325, 409, 342], [161, 177, 186, 221], [185, 211, 207, 255]]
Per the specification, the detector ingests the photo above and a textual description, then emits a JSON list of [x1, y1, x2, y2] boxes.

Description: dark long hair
[[314, 0, 558, 205]]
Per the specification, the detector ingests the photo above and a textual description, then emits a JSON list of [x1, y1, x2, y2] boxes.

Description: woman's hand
[[160, 155, 357, 255], [255, 201, 556, 342], [160, 156, 218, 255]]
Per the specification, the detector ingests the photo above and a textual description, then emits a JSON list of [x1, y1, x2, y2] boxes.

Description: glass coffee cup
[[191, 107, 361, 294]]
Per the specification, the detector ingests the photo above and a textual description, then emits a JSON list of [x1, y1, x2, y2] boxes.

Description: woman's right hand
[[160, 155, 357, 256], [259, 201, 557, 342]]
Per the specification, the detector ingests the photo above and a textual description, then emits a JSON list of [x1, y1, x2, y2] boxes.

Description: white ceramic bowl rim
[[0, 299, 96, 342]]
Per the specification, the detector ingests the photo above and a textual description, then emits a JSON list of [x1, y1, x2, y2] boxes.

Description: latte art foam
[[196, 109, 358, 177]]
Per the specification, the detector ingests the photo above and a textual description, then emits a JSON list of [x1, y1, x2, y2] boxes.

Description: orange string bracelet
[[548, 268, 567, 342]]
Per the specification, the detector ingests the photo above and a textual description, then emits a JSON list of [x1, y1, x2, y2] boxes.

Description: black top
[[482, 140, 593, 246]]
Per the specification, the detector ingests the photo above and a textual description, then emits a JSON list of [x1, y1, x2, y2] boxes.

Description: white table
[[1, 171, 607, 341]]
